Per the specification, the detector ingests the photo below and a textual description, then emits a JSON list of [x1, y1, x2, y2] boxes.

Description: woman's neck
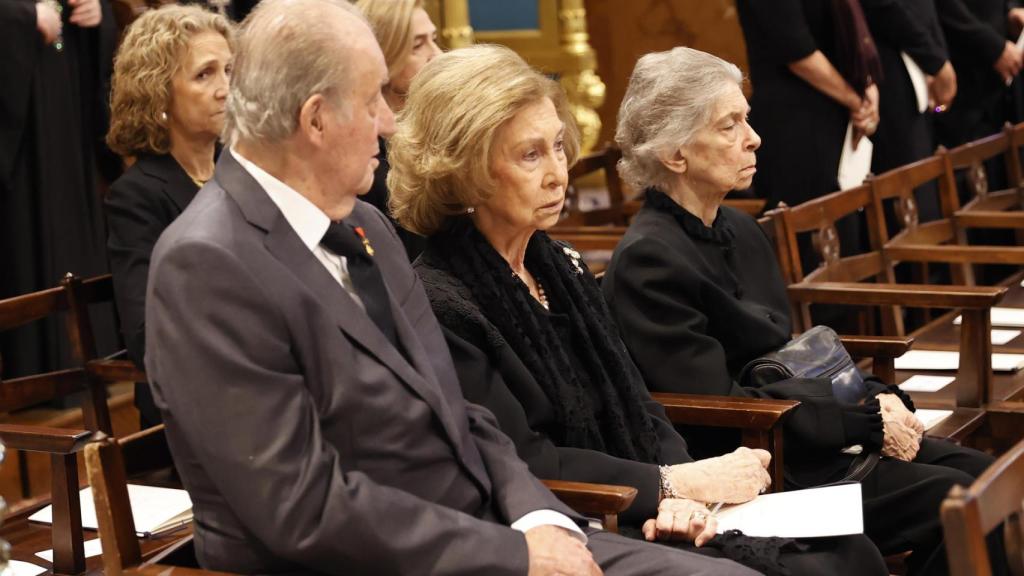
[[169, 131, 217, 183], [475, 222, 532, 276], [664, 178, 727, 227]]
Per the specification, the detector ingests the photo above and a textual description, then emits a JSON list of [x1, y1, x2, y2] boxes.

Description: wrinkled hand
[[879, 394, 922, 461], [878, 393, 924, 436], [993, 40, 1023, 85], [667, 446, 771, 504], [928, 61, 957, 110], [35, 2, 61, 44], [68, 0, 101, 28], [850, 84, 880, 149], [525, 525, 602, 576], [642, 498, 718, 547]]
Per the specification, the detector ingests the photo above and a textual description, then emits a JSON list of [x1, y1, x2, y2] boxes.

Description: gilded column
[[440, 0, 475, 49], [558, 0, 605, 153]]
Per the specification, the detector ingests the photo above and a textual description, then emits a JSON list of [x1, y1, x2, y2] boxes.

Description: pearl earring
[[160, 112, 168, 122], [466, 206, 475, 214]]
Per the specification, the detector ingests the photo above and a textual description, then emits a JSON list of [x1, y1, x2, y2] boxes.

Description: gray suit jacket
[[145, 151, 579, 575]]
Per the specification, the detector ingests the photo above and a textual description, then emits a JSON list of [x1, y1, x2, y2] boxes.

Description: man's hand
[[667, 446, 771, 504], [525, 525, 602, 576], [68, 0, 101, 28], [1009, 7, 1024, 37], [850, 84, 879, 149], [993, 40, 1023, 85], [878, 393, 923, 461], [36, 2, 62, 44], [642, 498, 718, 547], [928, 61, 957, 110]]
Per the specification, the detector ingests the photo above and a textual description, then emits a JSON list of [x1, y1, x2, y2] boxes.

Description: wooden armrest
[[840, 335, 914, 359], [87, 357, 147, 383], [953, 210, 1024, 229], [542, 479, 637, 533], [651, 393, 799, 430], [788, 282, 1006, 309], [0, 424, 95, 453]]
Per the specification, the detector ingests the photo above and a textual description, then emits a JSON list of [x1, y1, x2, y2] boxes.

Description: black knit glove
[[839, 398, 883, 449]]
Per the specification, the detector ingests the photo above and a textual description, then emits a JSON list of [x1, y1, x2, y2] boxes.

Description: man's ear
[[298, 94, 328, 145], [660, 146, 688, 175]]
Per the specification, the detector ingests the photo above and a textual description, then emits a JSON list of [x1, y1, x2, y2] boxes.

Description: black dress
[[106, 154, 200, 427], [0, 0, 118, 378], [363, 137, 425, 260], [603, 189, 1000, 576]]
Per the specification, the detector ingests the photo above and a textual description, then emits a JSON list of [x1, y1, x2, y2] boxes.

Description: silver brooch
[[562, 245, 583, 274]]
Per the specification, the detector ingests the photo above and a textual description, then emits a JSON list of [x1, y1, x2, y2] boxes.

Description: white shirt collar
[[231, 148, 330, 252]]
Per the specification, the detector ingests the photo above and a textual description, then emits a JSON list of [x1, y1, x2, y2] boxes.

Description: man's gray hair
[[615, 47, 743, 192], [224, 0, 366, 145]]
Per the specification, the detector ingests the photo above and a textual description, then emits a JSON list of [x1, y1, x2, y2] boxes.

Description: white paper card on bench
[[893, 350, 1024, 372], [715, 483, 863, 538], [990, 329, 1021, 345], [4, 560, 48, 576], [898, 375, 954, 392], [838, 123, 873, 190], [914, 409, 954, 431], [954, 307, 1024, 328], [28, 484, 192, 537], [35, 538, 103, 563]]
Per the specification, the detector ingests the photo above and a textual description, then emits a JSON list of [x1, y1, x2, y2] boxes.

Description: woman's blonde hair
[[106, 4, 233, 157], [388, 44, 580, 236], [356, 0, 421, 83]]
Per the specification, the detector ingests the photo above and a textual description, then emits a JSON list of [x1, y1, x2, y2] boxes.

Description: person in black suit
[[104, 5, 234, 426], [145, 2, 763, 574], [393, 44, 889, 576], [603, 47, 1005, 576], [356, 0, 440, 260]]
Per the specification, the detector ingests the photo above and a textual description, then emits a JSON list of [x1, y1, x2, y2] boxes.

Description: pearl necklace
[[513, 270, 549, 310]]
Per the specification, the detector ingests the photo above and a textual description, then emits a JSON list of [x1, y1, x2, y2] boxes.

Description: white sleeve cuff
[[510, 509, 588, 544]]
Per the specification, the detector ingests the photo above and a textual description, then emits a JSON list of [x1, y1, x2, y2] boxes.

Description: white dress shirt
[[231, 149, 586, 543]]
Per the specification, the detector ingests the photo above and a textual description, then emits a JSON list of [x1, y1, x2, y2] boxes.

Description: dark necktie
[[320, 221, 401, 351]]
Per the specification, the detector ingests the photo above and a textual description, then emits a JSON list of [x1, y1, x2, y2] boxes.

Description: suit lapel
[[215, 151, 465, 452]]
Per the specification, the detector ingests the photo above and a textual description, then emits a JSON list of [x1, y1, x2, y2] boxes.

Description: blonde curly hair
[[388, 44, 580, 236], [106, 5, 234, 157]]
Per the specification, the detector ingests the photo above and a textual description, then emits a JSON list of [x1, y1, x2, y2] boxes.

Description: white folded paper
[[35, 538, 103, 563], [900, 52, 929, 113], [914, 409, 954, 431], [837, 123, 873, 190], [954, 307, 1024, 328], [715, 483, 863, 538], [894, 349, 1024, 372], [3, 560, 48, 576], [29, 484, 192, 537], [991, 329, 1021, 345], [899, 374, 955, 392]]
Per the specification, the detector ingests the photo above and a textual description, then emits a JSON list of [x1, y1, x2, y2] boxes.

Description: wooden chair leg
[[958, 309, 993, 407], [50, 453, 85, 575]]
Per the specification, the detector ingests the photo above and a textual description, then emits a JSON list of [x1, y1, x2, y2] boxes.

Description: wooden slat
[[0, 285, 67, 331], [954, 211, 1024, 229], [87, 358, 147, 384], [885, 244, 1024, 265], [0, 425, 94, 454], [787, 282, 1005, 309], [86, 438, 143, 575], [0, 369, 87, 412]]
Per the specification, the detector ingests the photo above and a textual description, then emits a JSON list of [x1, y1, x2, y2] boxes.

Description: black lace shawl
[[424, 218, 660, 463]]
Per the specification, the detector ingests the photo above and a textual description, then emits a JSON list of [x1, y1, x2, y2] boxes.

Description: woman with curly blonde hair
[[355, 0, 440, 258], [105, 4, 233, 426]]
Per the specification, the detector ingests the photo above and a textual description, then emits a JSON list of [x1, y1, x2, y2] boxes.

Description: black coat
[[363, 137, 425, 260], [105, 153, 199, 426], [414, 245, 693, 526], [934, 0, 1014, 147], [603, 191, 897, 485]]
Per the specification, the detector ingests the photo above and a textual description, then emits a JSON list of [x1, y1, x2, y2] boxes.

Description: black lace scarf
[[429, 219, 660, 464]]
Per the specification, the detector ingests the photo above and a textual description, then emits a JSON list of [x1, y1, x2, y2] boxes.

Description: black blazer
[[415, 245, 693, 526], [603, 192, 895, 484], [105, 153, 199, 425]]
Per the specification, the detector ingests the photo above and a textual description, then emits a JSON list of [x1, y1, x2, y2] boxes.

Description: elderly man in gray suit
[[144, 0, 759, 574]]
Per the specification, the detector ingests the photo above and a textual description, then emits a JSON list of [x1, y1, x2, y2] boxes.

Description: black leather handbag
[[738, 325, 869, 405]]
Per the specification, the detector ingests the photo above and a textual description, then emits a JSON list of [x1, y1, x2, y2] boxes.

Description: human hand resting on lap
[[878, 393, 922, 461], [667, 446, 771, 504], [642, 498, 717, 547], [525, 525, 602, 576]]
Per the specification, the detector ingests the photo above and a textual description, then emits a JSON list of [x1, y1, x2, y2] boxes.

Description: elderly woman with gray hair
[[393, 43, 887, 576], [603, 47, 1001, 576]]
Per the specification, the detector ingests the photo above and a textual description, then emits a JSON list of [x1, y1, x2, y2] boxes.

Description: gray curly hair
[[615, 47, 743, 192]]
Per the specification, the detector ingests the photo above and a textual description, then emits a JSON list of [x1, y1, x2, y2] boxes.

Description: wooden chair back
[[563, 145, 629, 226], [941, 436, 1024, 576]]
